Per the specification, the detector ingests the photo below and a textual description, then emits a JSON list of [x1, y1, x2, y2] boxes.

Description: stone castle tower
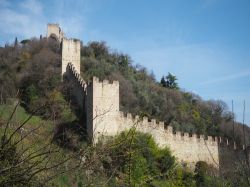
[[47, 23, 64, 42], [47, 24, 250, 171], [47, 24, 81, 75]]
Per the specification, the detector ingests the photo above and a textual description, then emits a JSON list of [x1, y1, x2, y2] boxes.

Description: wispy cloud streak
[[200, 70, 250, 85], [0, 0, 45, 40], [20, 0, 43, 15]]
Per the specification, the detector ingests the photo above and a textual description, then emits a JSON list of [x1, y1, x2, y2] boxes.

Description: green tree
[[14, 37, 18, 48], [160, 76, 167, 87], [166, 72, 179, 89], [195, 161, 208, 187], [103, 130, 176, 186]]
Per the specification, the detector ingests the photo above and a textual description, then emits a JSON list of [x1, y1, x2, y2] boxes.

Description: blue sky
[[0, 0, 250, 125]]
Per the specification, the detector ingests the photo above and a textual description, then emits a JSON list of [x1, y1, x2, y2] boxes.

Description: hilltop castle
[[47, 24, 250, 172]]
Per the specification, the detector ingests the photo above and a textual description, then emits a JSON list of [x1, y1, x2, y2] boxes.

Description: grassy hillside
[[0, 103, 46, 125]]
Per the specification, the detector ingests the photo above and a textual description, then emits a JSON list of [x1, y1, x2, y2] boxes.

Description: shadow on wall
[[62, 65, 87, 127], [62, 62, 250, 179]]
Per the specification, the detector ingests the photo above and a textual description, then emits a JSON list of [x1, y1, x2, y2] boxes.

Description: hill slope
[[0, 38, 249, 145], [0, 37, 249, 186]]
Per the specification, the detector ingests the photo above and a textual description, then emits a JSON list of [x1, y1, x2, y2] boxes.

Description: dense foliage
[[93, 131, 230, 186], [160, 73, 179, 89], [0, 103, 74, 186], [0, 38, 76, 123], [80, 41, 249, 144], [0, 37, 249, 144], [0, 38, 249, 186]]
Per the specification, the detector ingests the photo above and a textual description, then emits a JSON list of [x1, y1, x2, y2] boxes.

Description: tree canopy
[[0, 37, 249, 187]]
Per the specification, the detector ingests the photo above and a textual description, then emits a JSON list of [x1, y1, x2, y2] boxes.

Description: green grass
[[0, 104, 44, 125], [0, 103, 54, 148]]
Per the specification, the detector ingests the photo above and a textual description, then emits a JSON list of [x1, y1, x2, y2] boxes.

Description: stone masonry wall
[[89, 78, 247, 171], [62, 38, 81, 76], [87, 77, 120, 143], [66, 63, 86, 111], [47, 24, 80, 76], [117, 114, 220, 167], [47, 23, 64, 42], [47, 23, 248, 171]]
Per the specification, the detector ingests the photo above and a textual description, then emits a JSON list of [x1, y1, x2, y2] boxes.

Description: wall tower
[[62, 38, 81, 76], [45, 23, 250, 171], [47, 24, 81, 76], [86, 77, 120, 143], [47, 23, 64, 42]]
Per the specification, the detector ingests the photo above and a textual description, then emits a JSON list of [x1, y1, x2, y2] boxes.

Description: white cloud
[[0, 9, 29, 34], [0, 0, 45, 40], [0, 0, 92, 44], [55, 15, 85, 39], [0, 0, 106, 45], [20, 0, 43, 15], [200, 70, 250, 85], [42, 0, 91, 40]]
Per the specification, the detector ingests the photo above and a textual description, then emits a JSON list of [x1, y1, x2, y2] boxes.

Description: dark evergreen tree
[[160, 76, 167, 87], [166, 72, 179, 89], [14, 37, 18, 48]]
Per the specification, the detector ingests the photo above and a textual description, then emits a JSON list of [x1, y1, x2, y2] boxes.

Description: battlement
[[116, 111, 244, 151], [67, 63, 86, 90], [52, 23, 249, 170], [91, 76, 119, 86], [63, 38, 81, 43], [90, 76, 119, 113]]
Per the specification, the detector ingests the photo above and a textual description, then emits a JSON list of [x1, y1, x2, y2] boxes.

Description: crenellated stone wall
[[66, 62, 248, 170], [66, 63, 86, 110], [46, 23, 249, 171], [86, 77, 120, 143], [87, 81, 246, 170]]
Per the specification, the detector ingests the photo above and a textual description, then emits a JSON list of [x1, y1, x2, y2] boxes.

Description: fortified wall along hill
[[47, 23, 250, 172]]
